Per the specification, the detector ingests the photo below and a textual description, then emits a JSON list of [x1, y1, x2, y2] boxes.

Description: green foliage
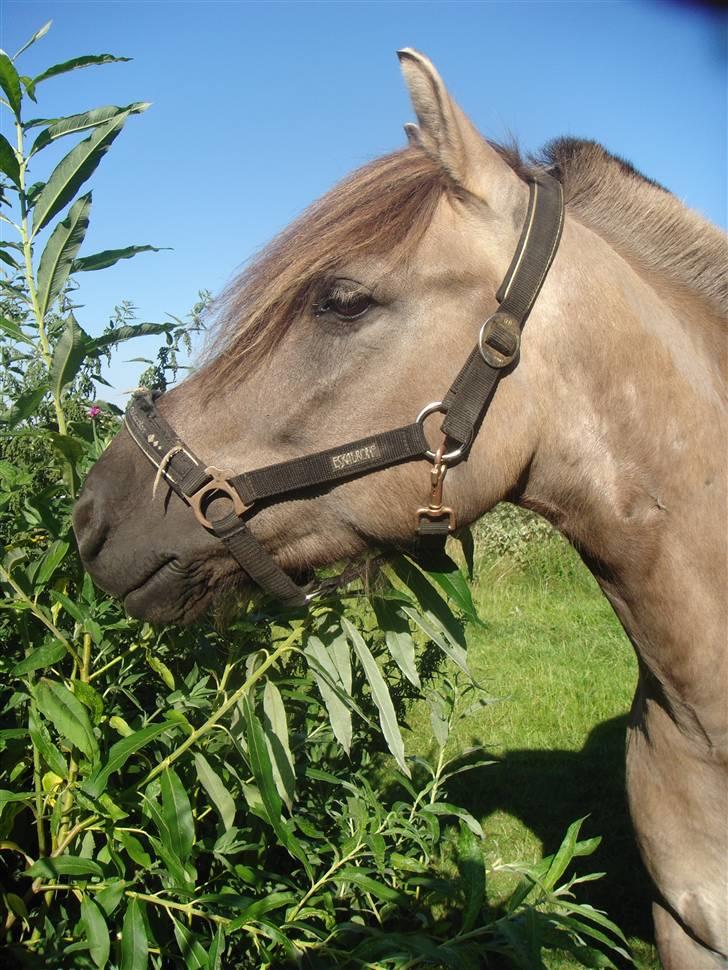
[[0, 23, 631, 969]]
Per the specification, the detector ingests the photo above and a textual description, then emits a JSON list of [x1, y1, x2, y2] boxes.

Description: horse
[[73, 50, 727, 968]]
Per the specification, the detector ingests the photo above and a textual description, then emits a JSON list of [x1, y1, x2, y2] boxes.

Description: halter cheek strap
[[123, 171, 564, 607]]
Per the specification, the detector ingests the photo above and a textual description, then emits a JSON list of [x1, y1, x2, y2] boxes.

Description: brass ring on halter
[[416, 401, 472, 463], [189, 467, 251, 529]]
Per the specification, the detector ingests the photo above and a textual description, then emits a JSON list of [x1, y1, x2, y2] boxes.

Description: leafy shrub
[[0, 24, 629, 969]]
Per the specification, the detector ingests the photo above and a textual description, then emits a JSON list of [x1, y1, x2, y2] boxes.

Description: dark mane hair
[[536, 138, 728, 317], [203, 148, 447, 384]]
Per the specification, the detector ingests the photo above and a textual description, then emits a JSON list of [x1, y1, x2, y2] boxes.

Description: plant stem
[[139, 627, 304, 789], [14, 117, 67, 435], [0, 564, 81, 666], [125, 891, 230, 926], [88, 643, 139, 682]]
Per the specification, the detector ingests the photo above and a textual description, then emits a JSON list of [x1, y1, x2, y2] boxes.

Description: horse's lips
[[122, 559, 183, 619]]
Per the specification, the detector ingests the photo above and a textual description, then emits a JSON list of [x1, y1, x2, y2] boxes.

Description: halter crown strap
[[123, 171, 564, 605]]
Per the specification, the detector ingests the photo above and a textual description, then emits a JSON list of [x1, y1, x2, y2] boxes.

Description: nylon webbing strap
[[230, 423, 428, 505], [212, 513, 307, 607], [441, 173, 564, 445]]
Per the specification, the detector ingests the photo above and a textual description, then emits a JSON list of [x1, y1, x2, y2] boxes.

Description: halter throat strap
[[124, 171, 564, 607]]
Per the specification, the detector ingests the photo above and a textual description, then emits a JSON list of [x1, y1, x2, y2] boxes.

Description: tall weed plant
[[0, 25, 629, 969]]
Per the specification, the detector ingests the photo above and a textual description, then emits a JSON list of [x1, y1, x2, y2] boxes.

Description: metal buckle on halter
[[416, 402, 472, 463], [478, 311, 520, 368], [415, 448, 457, 533], [189, 467, 251, 529]]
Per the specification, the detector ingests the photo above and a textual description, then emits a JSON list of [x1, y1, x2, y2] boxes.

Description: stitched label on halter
[[331, 443, 380, 471]]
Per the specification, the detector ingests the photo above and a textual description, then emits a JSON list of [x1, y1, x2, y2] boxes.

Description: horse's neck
[[521, 216, 727, 743]]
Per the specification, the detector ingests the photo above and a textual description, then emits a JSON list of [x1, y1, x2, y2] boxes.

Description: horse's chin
[[121, 558, 246, 625]]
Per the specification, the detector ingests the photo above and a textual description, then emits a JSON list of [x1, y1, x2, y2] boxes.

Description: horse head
[[73, 51, 551, 624]]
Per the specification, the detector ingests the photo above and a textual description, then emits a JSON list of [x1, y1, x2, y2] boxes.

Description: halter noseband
[[124, 172, 564, 608]]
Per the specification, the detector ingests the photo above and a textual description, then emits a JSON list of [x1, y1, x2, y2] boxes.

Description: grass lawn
[[406, 522, 661, 969]]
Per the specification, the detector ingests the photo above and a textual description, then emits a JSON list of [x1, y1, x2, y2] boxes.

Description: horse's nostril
[[73, 489, 109, 562]]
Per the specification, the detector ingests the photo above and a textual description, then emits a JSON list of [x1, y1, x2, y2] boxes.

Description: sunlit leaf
[[0, 52, 21, 117], [262, 680, 295, 811], [35, 539, 70, 585], [73, 244, 167, 273], [426, 558, 484, 626], [33, 54, 132, 87], [84, 722, 174, 798], [194, 752, 236, 830], [160, 766, 194, 864], [242, 692, 312, 878], [34, 678, 99, 762], [36, 193, 92, 319], [50, 313, 89, 399], [336, 867, 408, 906], [12, 639, 66, 676], [0, 133, 20, 188], [304, 635, 352, 754], [85, 321, 175, 356], [372, 599, 420, 687], [342, 617, 409, 777], [423, 802, 483, 838], [29, 102, 149, 156], [31, 113, 130, 235]]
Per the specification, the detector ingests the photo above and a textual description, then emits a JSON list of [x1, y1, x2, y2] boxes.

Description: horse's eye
[[314, 281, 373, 321]]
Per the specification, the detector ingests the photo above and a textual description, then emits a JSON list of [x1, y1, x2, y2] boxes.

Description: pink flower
[[87, 405, 101, 419]]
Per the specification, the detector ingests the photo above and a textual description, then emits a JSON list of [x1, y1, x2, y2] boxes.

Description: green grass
[[407, 526, 661, 969]]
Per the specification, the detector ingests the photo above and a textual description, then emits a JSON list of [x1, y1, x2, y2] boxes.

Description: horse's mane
[[206, 137, 726, 382], [204, 150, 447, 383], [532, 138, 728, 319]]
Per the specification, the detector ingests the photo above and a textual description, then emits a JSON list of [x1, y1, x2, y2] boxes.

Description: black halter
[[124, 172, 564, 608]]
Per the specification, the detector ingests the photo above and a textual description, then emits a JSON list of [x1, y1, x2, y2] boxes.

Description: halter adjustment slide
[[478, 311, 520, 368]]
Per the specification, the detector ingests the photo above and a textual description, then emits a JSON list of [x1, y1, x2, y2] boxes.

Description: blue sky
[[2, 1, 726, 397]]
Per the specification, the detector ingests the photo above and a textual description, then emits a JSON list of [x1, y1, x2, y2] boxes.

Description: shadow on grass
[[449, 714, 655, 965]]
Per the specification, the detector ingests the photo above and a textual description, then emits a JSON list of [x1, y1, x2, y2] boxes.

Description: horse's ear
[[397, 48, 517, 208]]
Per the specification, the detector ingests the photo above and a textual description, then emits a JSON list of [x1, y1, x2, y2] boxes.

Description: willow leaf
[[11, 640, 66, 676], [242, 693, 312, 877], [372, 599, 419, 687], [458, 824, 486, 934], [83, 720, 175, 799], [81, 896, 110, 969], [194, 752, 236, 830], [34, 678, 99, 762], [33, 54, 131, 87], [31, 113, 129, 235], [159, 767, 194, 864], [262, 681, 296, 811], [0, 133, 20, 188], [36, 193, 91, 319], [25, 855, 103, 879], [50, 313, 88, 400], [401, 605, 470, 676], [72, 243, 166, 273], [0, 52, 21, 117], [12, 21, 52, 61], [120, 898, 148, 970], [341, 617, 409, 777], [29, 102, 149, 156], [304, 636, 352, 754]]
